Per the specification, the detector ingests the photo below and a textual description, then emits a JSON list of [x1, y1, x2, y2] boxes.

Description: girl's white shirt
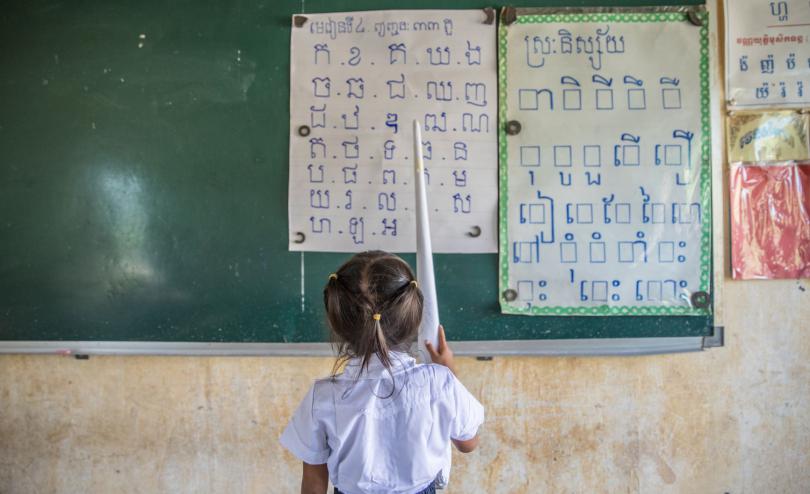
[[280, 351, 484, 494]]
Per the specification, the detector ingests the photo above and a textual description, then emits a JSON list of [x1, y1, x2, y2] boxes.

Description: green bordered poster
[[498, 8, 712, 316]]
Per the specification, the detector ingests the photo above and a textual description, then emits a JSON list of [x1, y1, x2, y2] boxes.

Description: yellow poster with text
[[727, 111, 810, 162]]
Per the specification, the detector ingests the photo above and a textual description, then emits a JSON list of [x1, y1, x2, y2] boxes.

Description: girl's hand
[[425, 325, 456, 374]]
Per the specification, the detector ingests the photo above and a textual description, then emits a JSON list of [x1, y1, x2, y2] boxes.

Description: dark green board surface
[[0, 0, 710, 343]]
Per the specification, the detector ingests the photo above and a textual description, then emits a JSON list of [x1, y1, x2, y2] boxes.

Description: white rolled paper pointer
[[413, 120, 439, 364]]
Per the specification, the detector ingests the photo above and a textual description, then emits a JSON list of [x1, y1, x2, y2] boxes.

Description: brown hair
[[324, 250, 423, 375]]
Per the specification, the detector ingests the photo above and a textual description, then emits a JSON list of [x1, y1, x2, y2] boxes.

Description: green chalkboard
[[0, 0, 710, 344]]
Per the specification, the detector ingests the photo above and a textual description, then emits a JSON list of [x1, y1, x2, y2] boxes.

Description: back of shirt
[[280, 352, 484, 494]]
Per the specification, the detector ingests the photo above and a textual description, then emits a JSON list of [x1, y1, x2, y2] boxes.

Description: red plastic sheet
[[730, 162, 810, 279]]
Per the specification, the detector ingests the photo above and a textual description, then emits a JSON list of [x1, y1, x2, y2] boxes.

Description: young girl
[[280, 251, 484, 494]]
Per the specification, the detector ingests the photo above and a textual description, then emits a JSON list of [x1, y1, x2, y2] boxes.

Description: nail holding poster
[[288, 10, 497, 253], [499, 9, 712, 316], [726, 110, 810, 162], [725, 0, 810, 108]]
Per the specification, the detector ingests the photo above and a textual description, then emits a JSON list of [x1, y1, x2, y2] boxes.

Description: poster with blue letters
[[499, 8, 712, 316], [288, 10, 498, 253]]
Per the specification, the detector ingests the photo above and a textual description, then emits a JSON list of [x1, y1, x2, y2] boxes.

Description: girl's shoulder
[[412, 362, 455, 381], [408, 362, 460, 395], [308, 363, 457, 407]]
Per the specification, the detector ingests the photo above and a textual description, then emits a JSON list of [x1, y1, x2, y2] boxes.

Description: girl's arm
[[301, 462, 328, 494], [426, 325, 482, 453]]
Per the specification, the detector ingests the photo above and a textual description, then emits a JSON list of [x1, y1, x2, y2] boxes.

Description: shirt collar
[[342, 351, 416, 379]]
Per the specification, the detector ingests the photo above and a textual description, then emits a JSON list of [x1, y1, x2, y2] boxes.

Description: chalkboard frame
[[0, 0, 724, 354]]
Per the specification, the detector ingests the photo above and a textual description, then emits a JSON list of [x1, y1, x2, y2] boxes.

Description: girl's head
[[324, 250, 423, 373]]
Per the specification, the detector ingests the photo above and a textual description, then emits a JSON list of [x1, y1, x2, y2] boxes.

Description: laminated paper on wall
[[725, 0, 810, 109], [730, 161, 810, 279], [499, 9, 712, 316], [726, 111, 810, 162], [288, 10, 498, 253]]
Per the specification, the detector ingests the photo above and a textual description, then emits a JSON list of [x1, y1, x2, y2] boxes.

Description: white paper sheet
[[288, 10, 497, 252], [500, 11, 712, 316], [725, 0, 810, 109]]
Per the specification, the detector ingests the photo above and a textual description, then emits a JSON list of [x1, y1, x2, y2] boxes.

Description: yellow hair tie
[[410, 280, 418, 288], [372, 313, 381, 321], [328, 273, 337, 281]]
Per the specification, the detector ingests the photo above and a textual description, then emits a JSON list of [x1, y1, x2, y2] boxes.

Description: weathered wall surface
[[1, 280, 808, 493]]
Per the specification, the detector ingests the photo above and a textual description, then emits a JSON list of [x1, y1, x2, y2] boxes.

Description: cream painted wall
[[2, 1, 809, 491], [1, 280, 808, 493]]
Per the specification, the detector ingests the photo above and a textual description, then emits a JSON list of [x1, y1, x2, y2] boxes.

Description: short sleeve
[[448, 373, 485, 441], [279, 384, 330, 464]]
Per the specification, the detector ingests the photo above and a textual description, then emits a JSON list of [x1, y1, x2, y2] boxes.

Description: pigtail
[[369, 312, 397, 398], [325, 273, 350, 376], [384, 279, 424, 345], [325, 274, 340, 314], [372, 313, 392, 370]]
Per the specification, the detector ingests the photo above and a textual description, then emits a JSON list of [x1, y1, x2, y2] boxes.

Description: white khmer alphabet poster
[[288, 10, 497, 253], [725, 0, 810, 109], [499, 9, 712, 316]]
